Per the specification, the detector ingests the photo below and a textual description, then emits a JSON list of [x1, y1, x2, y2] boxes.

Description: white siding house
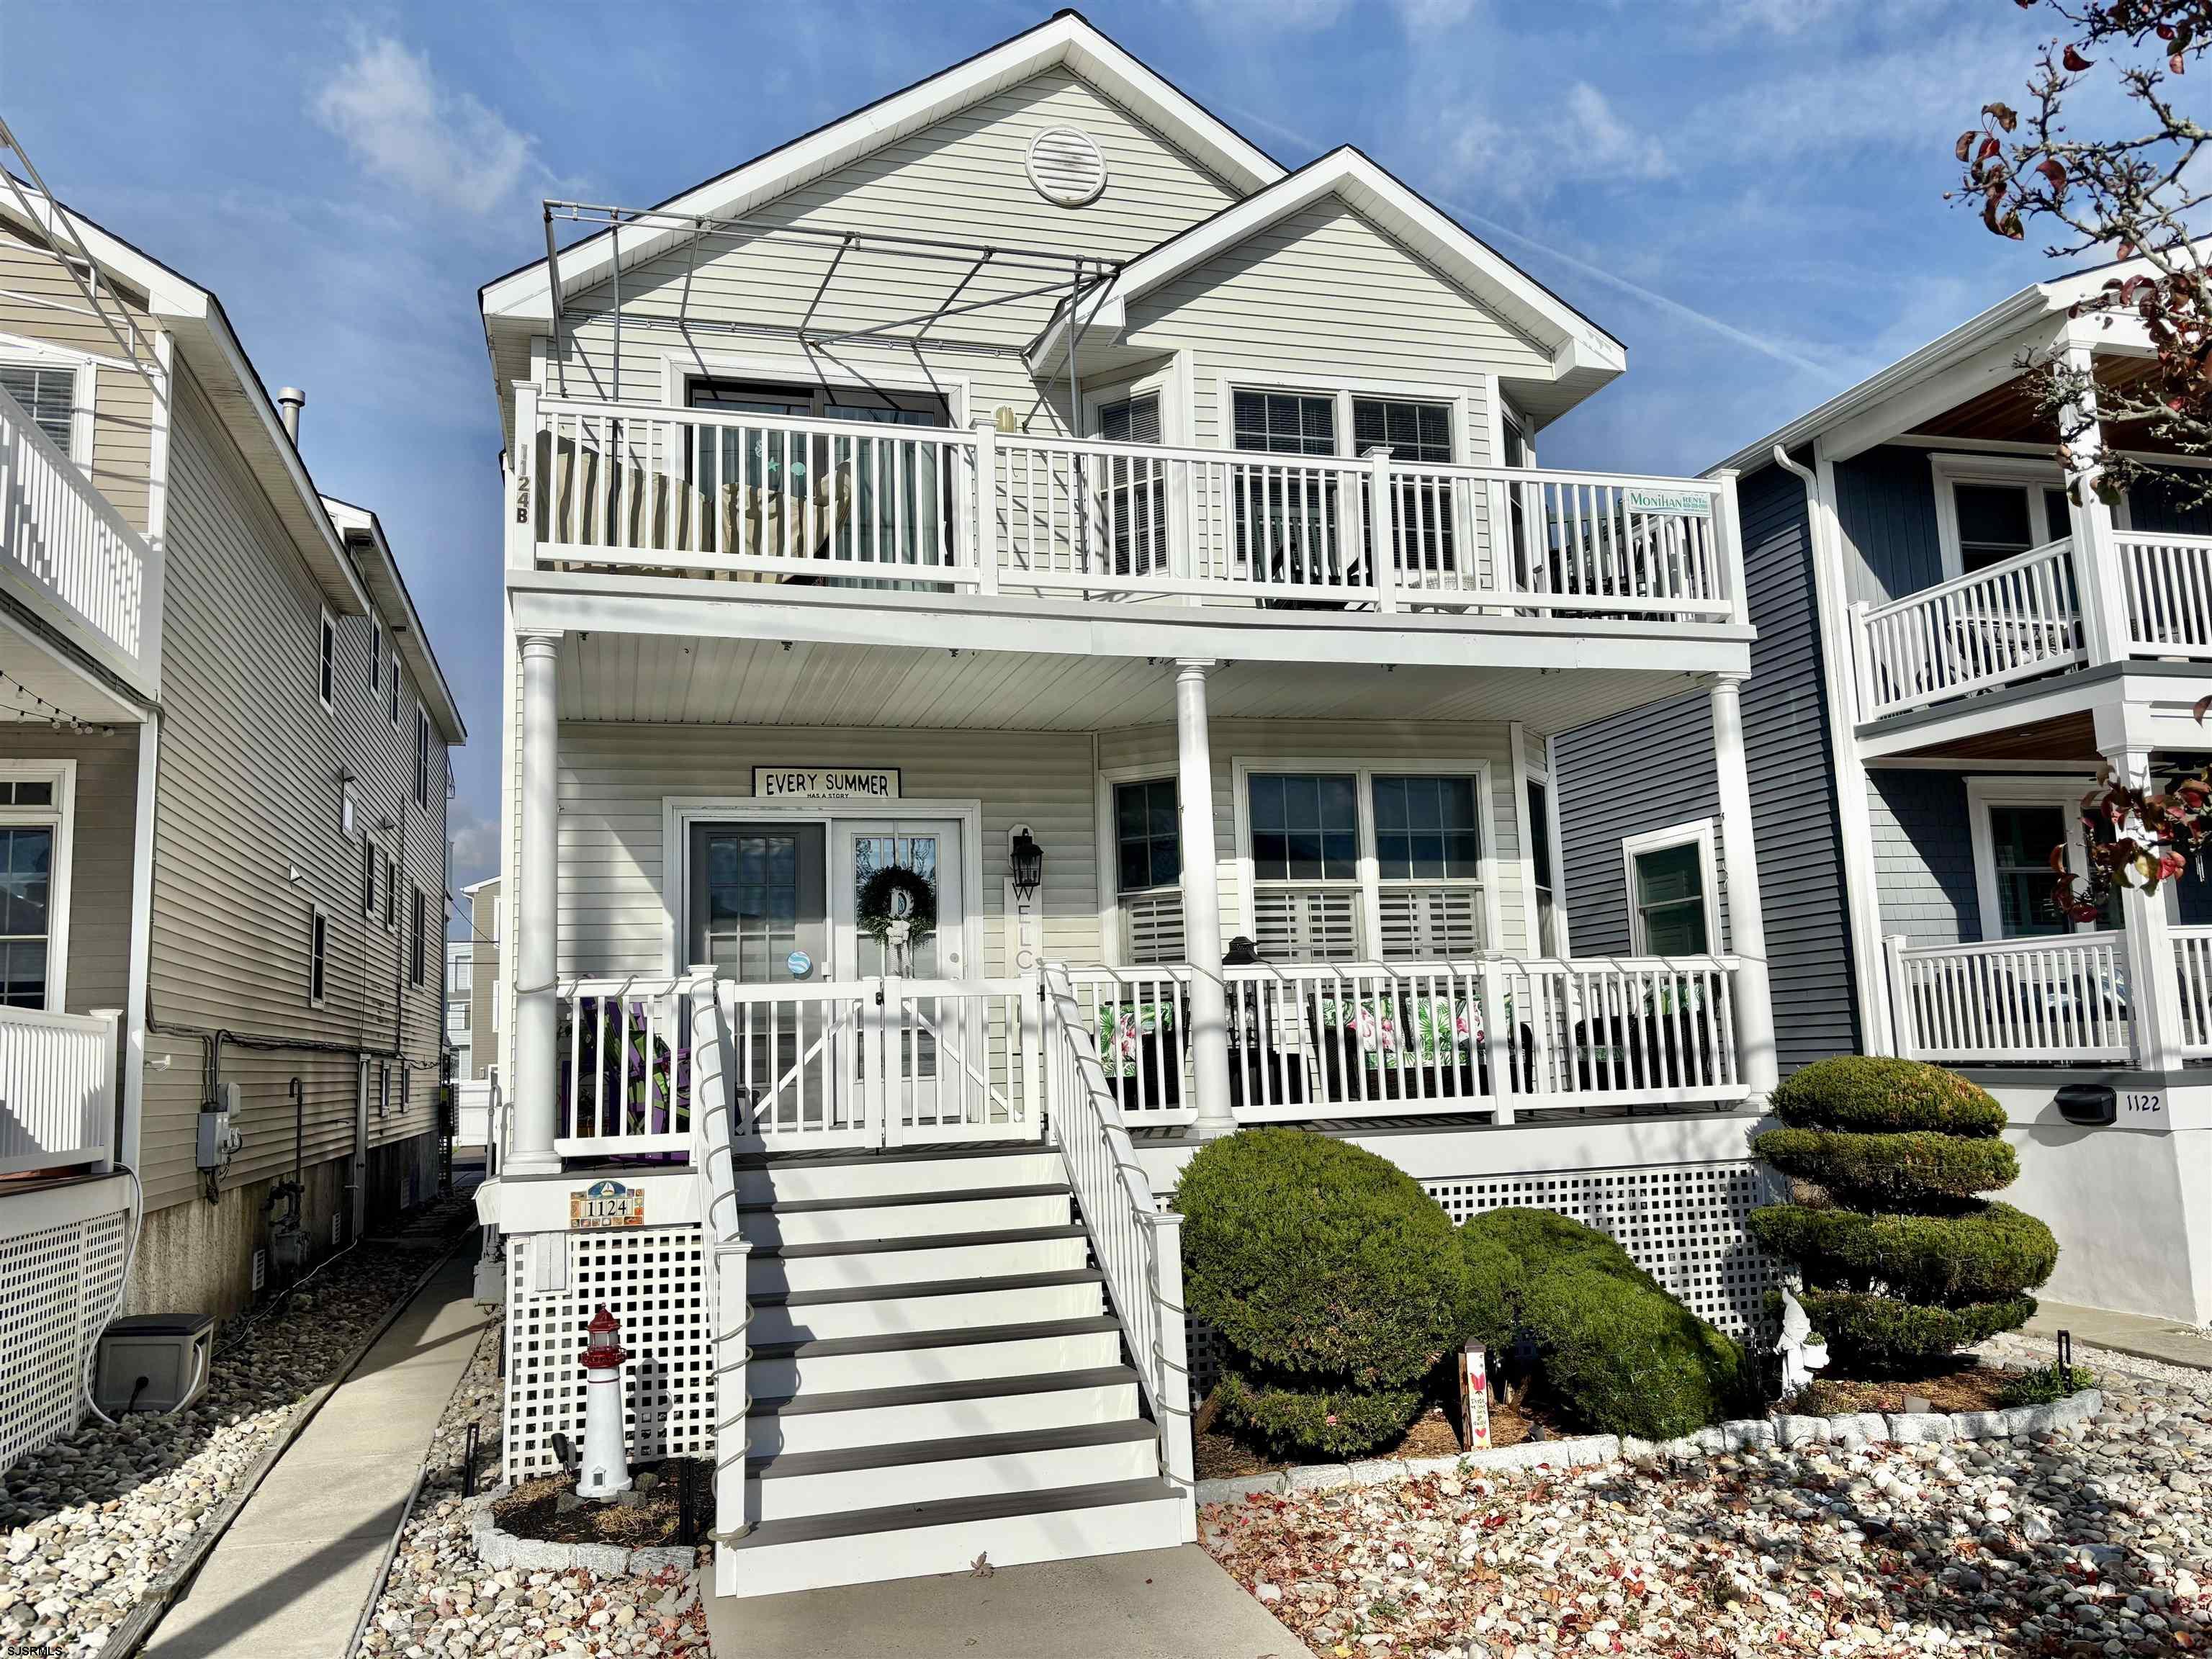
[[475, 12, 1777, 1601]]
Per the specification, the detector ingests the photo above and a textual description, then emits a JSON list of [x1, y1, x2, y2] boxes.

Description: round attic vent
[[1025, 127, 1107, 207]]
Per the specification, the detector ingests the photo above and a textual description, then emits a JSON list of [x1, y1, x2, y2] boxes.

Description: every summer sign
[[753, 767, 902, 801]]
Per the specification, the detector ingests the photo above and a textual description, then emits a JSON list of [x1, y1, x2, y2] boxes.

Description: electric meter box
[[95, 1313, 214, 1415]]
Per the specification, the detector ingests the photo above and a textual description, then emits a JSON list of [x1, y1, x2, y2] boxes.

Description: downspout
[[121, 709, 161, 1174]]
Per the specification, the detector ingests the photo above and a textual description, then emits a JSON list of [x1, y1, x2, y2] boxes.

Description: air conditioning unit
[[95, 1313, 213, 1416]]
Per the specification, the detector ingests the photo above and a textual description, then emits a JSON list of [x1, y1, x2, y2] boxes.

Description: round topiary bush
[[1175, 1129, 1467, 1458], [1457, 1208, 1746, 1440], [1751, 1056, 2056, 1371]]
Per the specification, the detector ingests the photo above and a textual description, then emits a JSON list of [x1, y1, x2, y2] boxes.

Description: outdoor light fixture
[[1008, 824, 1044, 902], [577, 1306, 632, 1500]]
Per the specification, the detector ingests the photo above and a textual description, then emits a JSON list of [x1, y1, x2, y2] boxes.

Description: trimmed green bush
[[1177, 1130, 1467, 1455], [1457, 1208, 1745, 1439], [1754, 1127, 2018, 1205], [1771, 1056, 2005, 1137], [1754, 1057, 2056, 1370]]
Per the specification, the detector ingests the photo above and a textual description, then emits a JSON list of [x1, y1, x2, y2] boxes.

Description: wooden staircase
[[724, 1143, 1187, 1596]]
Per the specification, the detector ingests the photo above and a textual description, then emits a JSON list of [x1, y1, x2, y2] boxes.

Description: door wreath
[[856, 865, 938, 948]]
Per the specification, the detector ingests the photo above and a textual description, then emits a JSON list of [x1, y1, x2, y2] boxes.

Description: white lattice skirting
[[0, 1208, 129, 1471], [503, 1227, 710, 1482]]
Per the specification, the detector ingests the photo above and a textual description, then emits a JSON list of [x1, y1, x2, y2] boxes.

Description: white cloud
[[449, 813, 498, 876], [1193, 0, 1353, 29], [313, 36, 536, 216], [1444, 81, 1670, 202]]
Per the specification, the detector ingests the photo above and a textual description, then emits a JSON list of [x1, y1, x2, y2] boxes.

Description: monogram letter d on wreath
[[857, 865, 937, 974]]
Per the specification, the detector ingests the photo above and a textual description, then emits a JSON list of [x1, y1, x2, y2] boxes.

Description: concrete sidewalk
[[2028, 1300, 2212, 1371], [143, 1252, 493, 1659], [704, 1544, 1316, 1658]]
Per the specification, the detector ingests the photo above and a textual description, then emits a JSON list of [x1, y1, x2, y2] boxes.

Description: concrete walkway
[[143, 1252, 492, 1659], [2027, 1300, 2212, 1371], [705, 1544, 1316, 1659]]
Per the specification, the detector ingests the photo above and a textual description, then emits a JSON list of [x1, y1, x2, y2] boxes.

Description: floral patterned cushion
[[1314, 996, 1483, 1066], [1095, 1002, 1177, 1077]]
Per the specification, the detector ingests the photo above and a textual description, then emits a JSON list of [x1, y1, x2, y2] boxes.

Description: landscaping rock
[[1885, 1411, 1954, 1444], [1772, 1413, 1828, 1447]]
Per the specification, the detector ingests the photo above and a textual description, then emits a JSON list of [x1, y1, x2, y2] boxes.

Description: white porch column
[[1174, 660, 1235, 1139], [1709, 673, 1779, 1105], [2062, 337, 2132, 669], [2104, 744, 2185, 1074], [508, 631, 563, 1177]]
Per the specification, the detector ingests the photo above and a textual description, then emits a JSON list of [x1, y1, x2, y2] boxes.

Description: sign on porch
[[570, 1179, 644, 1231], [1623, 487, 1712, 518], [754, 766, 902, 801]]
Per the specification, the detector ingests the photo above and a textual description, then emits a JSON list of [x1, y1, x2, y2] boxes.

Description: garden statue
[[1774, 1285, 1830, 1395]]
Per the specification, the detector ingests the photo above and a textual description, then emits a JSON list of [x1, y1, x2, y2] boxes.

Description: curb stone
[[1192, 1392, 2100, 1511]]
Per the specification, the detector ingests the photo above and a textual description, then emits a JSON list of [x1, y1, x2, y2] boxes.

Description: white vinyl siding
[[0, 727, 135, 1017]]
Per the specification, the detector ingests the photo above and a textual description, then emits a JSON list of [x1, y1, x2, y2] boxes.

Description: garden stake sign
[[1459, 1341, 1492, 1452]]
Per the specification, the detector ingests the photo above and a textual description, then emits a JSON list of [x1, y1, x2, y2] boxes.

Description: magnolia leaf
[[1984, 101, 2018, 132]]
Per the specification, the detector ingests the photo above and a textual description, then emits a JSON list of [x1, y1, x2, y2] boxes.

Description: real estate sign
[[1623, 487, 1712, 518], [753, 767, 902, 801]]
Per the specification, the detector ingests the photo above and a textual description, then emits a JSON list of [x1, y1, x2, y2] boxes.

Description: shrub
[[1997, 1362, 2096, 1407], [1771, 1056, 2005, 1137], [1754, 1058, 2055, 1370], [1457, 1208, 1745, 1439], [1177, 1130, 1466, 1455]]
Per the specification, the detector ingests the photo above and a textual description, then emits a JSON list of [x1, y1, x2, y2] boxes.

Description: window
[[1246, 771, 1362, 959], [1233, 390, 1344, 586], [1096, 393, 1165, 575], [414, 706, 431, 807], [318, 613, 336, 709], [1968, 778, 2108, 938], [370, 619, 382, 693], [0, 360, 79, 458], [1113, 778, 1183, 964], [382, 850, 397, 930], [377, 1062, 390, 1119], [1353, 397, 1457, 578], [1525, 776, 1560, 955], [389, 662, 402, 727], [409, 886, 427, 986], [361, 839, 377, 918], [0, 768, 68, 1010], [1624, 822, 1719, 955], [307, 905, 328, 1007], [1933, 456, 2075, 577], [1371, 774, 1485, 958]]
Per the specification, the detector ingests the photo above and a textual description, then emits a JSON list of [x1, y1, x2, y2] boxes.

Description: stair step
[[739, 1182, 1071, 1215], [721, 1478, 1187, 1598], [750, 1314, 1122, 1362], [746, 1269, 1107, 1344], [734, 1187, 1071, 1246], [732, 1146, 1064, 1206], [745, 1226, 1089, 1293], [745, 1365, 1139, 1457], [747, 1316, 1123, 1396], [745, 1419, 1160, 1524]]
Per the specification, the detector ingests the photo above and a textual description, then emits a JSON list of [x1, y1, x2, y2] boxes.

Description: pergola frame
[[541, 201, 1122, 433]]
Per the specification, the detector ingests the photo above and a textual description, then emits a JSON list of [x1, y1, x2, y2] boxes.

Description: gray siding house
[[1557, 265, 2212, 1328]]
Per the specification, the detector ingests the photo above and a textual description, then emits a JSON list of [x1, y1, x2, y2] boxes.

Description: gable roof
[[322, 496, 467, 744], [478, 10, 1282, 325], [1033, 145, 1625, 395]]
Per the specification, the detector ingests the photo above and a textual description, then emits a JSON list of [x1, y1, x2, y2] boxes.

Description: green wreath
[[855, 865, 938, 948]]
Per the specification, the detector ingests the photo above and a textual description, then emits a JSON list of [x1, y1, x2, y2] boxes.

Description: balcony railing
[[0, 1007, 117, 1175], [0, 383, 159, 693], [1887, 931, 2131, 1065], [2121, 532, 2212, 658], [519, 393, 1743, 629]]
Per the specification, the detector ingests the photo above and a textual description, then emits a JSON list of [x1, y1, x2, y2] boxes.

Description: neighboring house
[[460, 875, 499, 1083], [445, 938, 473, 1078], [475, 10, 1781, 1599], [0, 176, 464, 1467], [1556, 261, 2212, 1328]]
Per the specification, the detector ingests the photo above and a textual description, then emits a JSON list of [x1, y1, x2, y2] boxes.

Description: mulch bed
[[1789, 1360, 2015, 1416], [1196, 1393, 1581, 1479], [490, 1459, 711, 1547]]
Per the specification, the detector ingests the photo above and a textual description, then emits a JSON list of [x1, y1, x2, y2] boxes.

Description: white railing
[[0, 1006, 117, 1175], [2121, 533, 2212, 660], [1887, 932, 2131, 1065], [1040, 963, 1193, 1515], [555, 976, 699, 1157], [687, 979, 755, 1583], [519, 395, 1742, 628], [1066, 955, 1745, 1125], [0, 382, 158, 690], [1853, 539, 2082, 721], [2174, 926, 2212, 1058]]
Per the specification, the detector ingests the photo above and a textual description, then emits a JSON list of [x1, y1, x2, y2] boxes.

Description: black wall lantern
[[1008, 824, 1044, 902]]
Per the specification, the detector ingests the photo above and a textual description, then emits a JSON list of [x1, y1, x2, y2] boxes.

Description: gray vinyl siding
[[138, 367, 447, 1210], [1555, 460, 1859, 1070], [465, 880, 500, 1081], [0, 724, 138, 1015], [1833, 444, 1942, 606], [1866, 769, 1979, 945]]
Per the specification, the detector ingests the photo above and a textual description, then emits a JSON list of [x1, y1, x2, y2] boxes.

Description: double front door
[[690, 817, 1006, 1146]]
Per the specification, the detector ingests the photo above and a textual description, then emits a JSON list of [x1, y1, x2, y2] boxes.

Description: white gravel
[[360, 1318, 712, 1659], [0, 1240, 454, 1657], [1204, 1337, 2212, 1658]]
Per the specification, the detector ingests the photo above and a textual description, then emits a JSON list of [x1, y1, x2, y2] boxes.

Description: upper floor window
[[1624, 821, 1718, 955], [370, 619, 382, 693], [0, 360, 80, 459], [409, 885, 428, 986], [1933, 455, 2074, 577], [1113, 777, 1182, 964], [361, 837, 377, 918], [307, 904, 328, 1008], [1354, 397, 1456, 575], [389, 662, 402, 727], [1096, 393, 1164, 576], [318, 612, 336, 709], [1352, 398, 1452, 463], [1233, 390, 1335, 457], [414, 706, 431, 806], [382, 850, 397, 931]]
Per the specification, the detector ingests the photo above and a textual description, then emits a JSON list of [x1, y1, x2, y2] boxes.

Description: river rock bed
[[1205, 1333, 2212, 1657], [0, 1239, 455, 1656]]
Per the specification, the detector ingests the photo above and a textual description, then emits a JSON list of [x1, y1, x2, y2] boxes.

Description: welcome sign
[[754, 766, 902, 801]]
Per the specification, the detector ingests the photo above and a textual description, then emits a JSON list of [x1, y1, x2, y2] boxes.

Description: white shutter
[[1378, 885, 1484, 960], [1124, 891, 1186, 965], [1252, 888, 1359, 961]]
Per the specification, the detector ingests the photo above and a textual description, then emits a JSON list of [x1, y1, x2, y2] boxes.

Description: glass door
[[832, 820, 971, 1143]]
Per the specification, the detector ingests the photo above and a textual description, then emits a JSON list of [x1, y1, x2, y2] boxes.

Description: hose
[[80, 1161, 145, 1428]]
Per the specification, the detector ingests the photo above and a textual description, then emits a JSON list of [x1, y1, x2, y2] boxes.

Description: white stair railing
[[1852, 539, 2083, 720], [690, 978, 757, 1595], [1887, 932, 2131, 1064], [1040, 963, 1194, 1527]]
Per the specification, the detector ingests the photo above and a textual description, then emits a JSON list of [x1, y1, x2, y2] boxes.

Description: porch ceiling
[[555, 631, 1707, 731], [0, 609, 144, 725], [1907, 353, 2171, 449]]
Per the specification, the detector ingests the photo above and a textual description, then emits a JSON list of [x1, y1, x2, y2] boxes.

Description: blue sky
[[0, 0, 2082, 926]]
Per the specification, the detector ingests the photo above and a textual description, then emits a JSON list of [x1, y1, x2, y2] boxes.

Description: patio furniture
[[1095, 999, 1183, 1112]]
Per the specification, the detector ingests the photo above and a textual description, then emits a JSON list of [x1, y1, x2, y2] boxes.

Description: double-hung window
[[361, 838, 377, 918], [0, 769, 67, 1010], [1352, 397, 1456, 577], [414, 706, 431, 807], [1968, 780, 2108, 936], [1095, 394, 1165, 576], [1246, 772, 1362, 960], [0, 360, 81, 459], [1371, 774, 1485, 958], [1934, 456, 2075, 577], [318, 613, 336, 709], [1624, 822, 1719, 955], [307, 905, 328, 1007], [1525, 777, 1560, 955], [1113, 778, 1183, 963], [1232, 391, 1343, 587], [409, 886, 427, 986]]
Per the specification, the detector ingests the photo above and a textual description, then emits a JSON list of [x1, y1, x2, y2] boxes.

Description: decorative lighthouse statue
[[577, 1306, 633, 1500]]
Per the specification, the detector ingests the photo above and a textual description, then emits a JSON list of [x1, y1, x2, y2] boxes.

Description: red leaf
[[1977, 135, 2004, 163], [1956, 131, 1977, 163], [2062, 45, 2094, 72], [2037, 157, 2069, 197], [1984, 101, 2018, 131], [2172, 52, 2188, 73]]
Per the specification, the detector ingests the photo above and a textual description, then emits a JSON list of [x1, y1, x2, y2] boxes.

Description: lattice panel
[[503, 1226, 709, 1480], [0, 1208, 129, 1472], [1177, 1160, 1779, 1398]]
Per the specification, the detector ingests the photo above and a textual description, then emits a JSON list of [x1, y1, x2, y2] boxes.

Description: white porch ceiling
[[0, 608, 145, 725], [557, 631, 1706, 733]]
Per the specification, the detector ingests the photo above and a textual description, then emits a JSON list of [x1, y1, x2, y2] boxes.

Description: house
[[446, 937, 474, 1078], [458, 874, 500, 1083], [472, 10, 1784, 1599], [0, 159, 464, 1468], [1555, 261, 2212, 1328]]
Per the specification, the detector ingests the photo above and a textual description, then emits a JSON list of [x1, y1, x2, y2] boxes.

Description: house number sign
[[754, 767, 902, 801], [572, 1179, 645, 1230]]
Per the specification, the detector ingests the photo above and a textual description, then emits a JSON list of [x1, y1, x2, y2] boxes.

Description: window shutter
[[1252, 888, 1359, 961], [1123, 891, 1186, 966], [1377, 885, 1483, 959]]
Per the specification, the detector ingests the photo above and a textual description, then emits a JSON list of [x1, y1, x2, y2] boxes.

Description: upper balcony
[[513, 392, 1749, 657], [0, 380, 161, 703]]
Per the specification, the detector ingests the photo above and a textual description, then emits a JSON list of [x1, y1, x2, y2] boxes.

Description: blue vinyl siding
[[1834, 444, 1943, 606], [1867, 770, 1981, 945], [2129, 475, 2212, 537]]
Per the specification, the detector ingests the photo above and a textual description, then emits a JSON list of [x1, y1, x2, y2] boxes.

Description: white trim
[[1539, 734, 1570, 955], [1965, 774, 2104, 938], [119, 714, 156, 1172], [1622, 818, 1721, 956], [1929, 451, 2071, 580], [660, 794, 986, 984], [0, 758, 74, 1012], [307, 901, 329, 1010], [1229, 755, 1501, 957], [1213, 370, 1473, 462], [654, 348, 973, 425]]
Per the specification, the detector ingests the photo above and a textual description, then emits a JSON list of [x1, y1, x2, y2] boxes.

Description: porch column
[[1174, 660, 1236, 1139], [508, 631, 562, 1177], [2104, 744, 2185, 1074], [2062, 337, 2131, 669], [1709, 673, 1779, 1105]]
